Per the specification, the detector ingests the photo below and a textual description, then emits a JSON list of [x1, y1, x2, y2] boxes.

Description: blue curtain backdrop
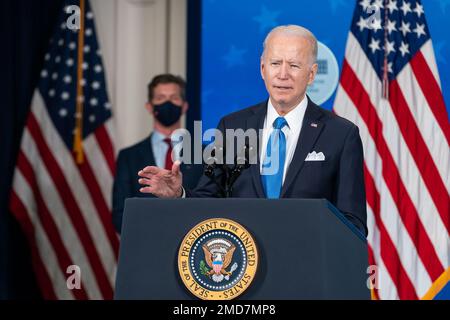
[[198, 0, 450, 131]]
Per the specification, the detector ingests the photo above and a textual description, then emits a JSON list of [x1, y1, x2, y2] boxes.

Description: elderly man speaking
[[137, 25, 367, 236]]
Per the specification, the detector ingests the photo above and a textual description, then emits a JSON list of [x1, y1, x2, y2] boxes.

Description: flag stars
[[89, 115, 96, 123], [59, 108, 68, 117], [80, 78, 86, 87], [386, 0, 398, 14], [45, 53, 51, 61], [104, 102, 111, 109], [400, 1, 412, 16], [55, 56, 61, 63], [84, 45, 90, 53], [58, 39, 64, 46], [369, 18, 382, 32], [399, 21, 411, 37], [82, 62, 89, 70], [383, 61, 393, 74], [61, 92, 70, 100], [41, 70, 48, 78], [413, 23, 426, 38], [399, 41, 410, 57], [63, 75, 72, 84], [387, 62, 393, 73], [90, 98, 98, 106], [369, 38, 381, 53], [384, 40, 395, 55], [372, 0, 383, 11], [386, 20, 397, 35], [85, 28, 92, 36], [77, 95, 85, 103], [94, 65, 102, 73], [414, 3, 424, 18], [356, 16, 368, 32], [66, 58, 74, 67], [359, 0, 371, 11], [69, 42, 76, 50], [52, 72, 58, 80], [91, 81, 100, 90], [48, 89, 55, 97], [86, 11, 94, 19]]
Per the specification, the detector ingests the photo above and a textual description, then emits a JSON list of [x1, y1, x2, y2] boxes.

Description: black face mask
[[153, 101, 182, 127]]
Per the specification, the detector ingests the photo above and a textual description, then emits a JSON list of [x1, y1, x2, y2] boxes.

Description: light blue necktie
[[262, 117, 287, 198]]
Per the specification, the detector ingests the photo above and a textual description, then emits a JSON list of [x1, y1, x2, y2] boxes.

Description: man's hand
[[138, 160, 183, 198]]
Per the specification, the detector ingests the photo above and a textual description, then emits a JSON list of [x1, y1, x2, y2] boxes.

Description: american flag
[[333, 0, 449, 299], [9, 0, 118, 299]]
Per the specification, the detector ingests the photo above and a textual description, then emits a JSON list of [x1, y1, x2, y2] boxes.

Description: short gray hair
[[262, 25, 318, 64]]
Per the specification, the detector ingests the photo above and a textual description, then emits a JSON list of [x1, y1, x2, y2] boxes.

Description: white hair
[[262, 25, 318, 64]]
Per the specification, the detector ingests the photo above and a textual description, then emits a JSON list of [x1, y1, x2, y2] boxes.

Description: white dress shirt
[[259, 95, 308, 184]]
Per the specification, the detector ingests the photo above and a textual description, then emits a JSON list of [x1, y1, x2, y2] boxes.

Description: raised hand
[[138, 160, 183, 198]]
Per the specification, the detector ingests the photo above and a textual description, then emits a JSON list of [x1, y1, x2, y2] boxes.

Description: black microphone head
[[204, 145, 224, 177]]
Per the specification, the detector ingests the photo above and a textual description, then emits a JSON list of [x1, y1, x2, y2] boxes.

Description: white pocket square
[[305, 151, 325, 161]]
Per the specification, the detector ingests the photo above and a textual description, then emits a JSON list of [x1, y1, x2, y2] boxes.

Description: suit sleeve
[[335, 124, 368, 236], [185, 118, 226, 198], [112, 151, 133, 233]]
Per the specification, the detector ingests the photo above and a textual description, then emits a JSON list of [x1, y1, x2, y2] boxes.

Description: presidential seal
[[178, 218, 258, 300]]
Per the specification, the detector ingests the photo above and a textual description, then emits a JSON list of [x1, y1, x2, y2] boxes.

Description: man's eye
[[271, 62, 280, 66], [291, 64, 300, 69]]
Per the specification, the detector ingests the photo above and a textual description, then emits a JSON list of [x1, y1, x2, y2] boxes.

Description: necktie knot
[[273, 117, 287, 130], [163, 137, 172, 146]]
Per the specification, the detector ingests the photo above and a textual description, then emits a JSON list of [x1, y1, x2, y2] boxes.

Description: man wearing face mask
[[112, 74, 203, 233]]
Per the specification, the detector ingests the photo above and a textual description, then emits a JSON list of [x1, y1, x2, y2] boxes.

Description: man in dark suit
[[112, 74, 203, 233], [137, 25, 367, 236]]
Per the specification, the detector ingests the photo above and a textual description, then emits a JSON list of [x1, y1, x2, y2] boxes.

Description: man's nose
[[277, 62, 289, 80]]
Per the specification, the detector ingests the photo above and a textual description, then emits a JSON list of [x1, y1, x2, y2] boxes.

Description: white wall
[[90, 0, 187, 151]]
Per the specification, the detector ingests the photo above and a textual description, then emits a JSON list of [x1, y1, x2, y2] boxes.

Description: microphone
[[204, 145, 223, 177], [227, 143, 255, 189]]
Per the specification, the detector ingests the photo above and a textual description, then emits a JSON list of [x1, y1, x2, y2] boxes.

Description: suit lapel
[[280, 99, 325, 197], [135, 134, 156, 197], [139, 133, 156, 168], [247, 101, 267, 198]]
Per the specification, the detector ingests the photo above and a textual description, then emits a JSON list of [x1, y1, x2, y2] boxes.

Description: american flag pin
[[311, 123, 318, 128]]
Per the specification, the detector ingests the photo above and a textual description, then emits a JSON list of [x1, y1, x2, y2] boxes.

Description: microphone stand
[[203, 146, 227, 197], [203, 144, 253, 198], [204, 162, 227, 197]]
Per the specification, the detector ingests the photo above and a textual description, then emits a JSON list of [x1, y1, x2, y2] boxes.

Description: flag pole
[[73, 0, 85, 164]]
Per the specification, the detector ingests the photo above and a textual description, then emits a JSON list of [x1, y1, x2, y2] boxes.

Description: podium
[[115, 198, 370, 299]]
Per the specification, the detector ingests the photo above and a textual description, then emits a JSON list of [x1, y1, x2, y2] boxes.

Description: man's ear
[[182, 101, 189, 114], [308, 63, 318, 85], [260, 57, 265, 81], [145, 102, 153, 114]]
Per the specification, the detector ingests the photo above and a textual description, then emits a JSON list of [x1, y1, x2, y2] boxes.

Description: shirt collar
[[151, 130, 167, 144], [152, 129, 185, 145], [266, 95, 308, 130]]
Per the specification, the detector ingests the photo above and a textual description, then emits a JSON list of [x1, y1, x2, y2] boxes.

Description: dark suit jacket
[[186, 98, 368, 236], [112, 133, 203, 233]]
